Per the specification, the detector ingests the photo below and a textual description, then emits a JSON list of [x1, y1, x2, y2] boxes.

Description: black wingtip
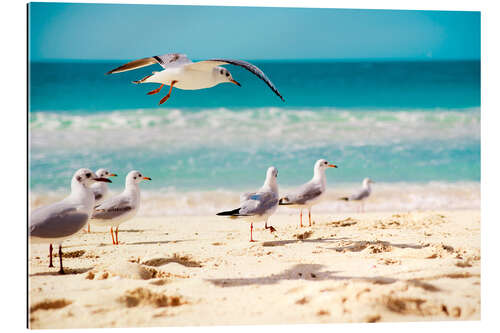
[[216, 208, 241, 216]]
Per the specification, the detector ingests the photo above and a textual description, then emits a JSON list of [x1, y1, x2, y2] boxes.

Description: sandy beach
[[28, 209, 480, 328]]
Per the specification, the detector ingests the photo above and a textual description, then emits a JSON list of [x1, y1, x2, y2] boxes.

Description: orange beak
[[328, 164, 338, 168], [143, 177, 152, 180], [230, 79, 241, 87], [109, 173, 117, 177]]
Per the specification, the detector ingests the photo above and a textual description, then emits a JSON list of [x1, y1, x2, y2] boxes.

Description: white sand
[[28, 210, 480, 328]]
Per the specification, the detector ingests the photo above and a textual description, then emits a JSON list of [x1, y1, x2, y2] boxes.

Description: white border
[[2, 0, 498, 332]]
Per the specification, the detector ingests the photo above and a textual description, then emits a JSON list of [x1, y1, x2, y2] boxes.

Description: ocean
[[29, 60, 480, 215]]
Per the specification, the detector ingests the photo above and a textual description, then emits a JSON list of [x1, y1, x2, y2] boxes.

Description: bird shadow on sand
[[261, 237, 350, 247], [206, 263, 441, 292], [29, 266, 93, 277], [127, 239, 196, 246]]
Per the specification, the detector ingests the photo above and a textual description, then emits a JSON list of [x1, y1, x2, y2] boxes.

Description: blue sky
[[29, 2, 480, 61]]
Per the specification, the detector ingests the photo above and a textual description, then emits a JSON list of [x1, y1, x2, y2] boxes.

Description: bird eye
[[220, 69, 223, 75], [134, 177, 136, 179], [139, 174, 142, 178], [324, 162, 328, 165], [226, 72, 229, 77], [85, 173, 91, 178]]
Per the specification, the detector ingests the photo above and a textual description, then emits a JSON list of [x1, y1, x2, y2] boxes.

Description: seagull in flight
[[106, 53, 285, 105]]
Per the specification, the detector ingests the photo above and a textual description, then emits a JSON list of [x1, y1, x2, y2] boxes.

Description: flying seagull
[[106, 53, 285, 105], [217, 166, 279, 242], [279, 159, 337, 227]]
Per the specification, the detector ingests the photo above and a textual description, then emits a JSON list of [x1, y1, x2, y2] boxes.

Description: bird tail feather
[[216, 208, 241, 216]]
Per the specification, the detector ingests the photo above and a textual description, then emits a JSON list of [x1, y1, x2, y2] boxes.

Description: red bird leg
[[110, 227, 115, 245], [87, 223, 90, 233], [249, 223, 256, 242], [159, 80, 178, 105], [48, 244, 54, 268], [147, 84, 164, 95], [300, 209, 303, 228], [265, 220, 276, 233], [115, 227, 119, 245]]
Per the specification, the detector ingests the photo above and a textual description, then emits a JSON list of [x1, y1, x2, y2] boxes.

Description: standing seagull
[[217, 167, 279, 242], [86, 168, 117, 232], [29, 169, 112, 274], [106, 53, 285, 105], [279, 159, 338, 227], [90, 170, 151, 245], [340, 178, 374, 212]]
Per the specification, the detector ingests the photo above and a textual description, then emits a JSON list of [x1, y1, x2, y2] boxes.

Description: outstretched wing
[[106, 53, 192, 74], [92, 195, 133, 220], [186, 59, 285, 102]]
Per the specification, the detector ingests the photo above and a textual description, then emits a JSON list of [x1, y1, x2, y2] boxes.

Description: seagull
[[279, 159, 337, 227], [340, 178, 374, 212], [216, 166, 279, 242], [29, 169, 112, 274], [90, 170, 151, 245], [86, 168, 117, 232], [106, 53, 285, 105]]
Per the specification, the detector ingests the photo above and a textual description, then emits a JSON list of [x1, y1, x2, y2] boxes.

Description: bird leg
[[110, 227, 116, 245], [159, 80, 178, 105], [114, 227, 120, 245], [58, 245, 65, 275], [48, 244, 54, 268], [265, 220, 276, 233], [147, 84, 164, 95], [308, 209, 312, 227], [249, 223, 256, 242], [87, 223, 90, 233], [299, 209, 303, 228]]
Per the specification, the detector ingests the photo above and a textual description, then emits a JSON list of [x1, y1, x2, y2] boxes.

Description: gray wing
[[106, 53, 192, 74], [281, 181, 323, 205], [30, 202, 89, 239], [240, 191, 279, 216], [187, 59, 285, 102], [349, 188, 370, 201], [92, 195, 133, 220], [240, 191, 257, 202]]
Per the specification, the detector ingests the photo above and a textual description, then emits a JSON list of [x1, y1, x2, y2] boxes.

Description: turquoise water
[[29, 60, 480, 194]]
